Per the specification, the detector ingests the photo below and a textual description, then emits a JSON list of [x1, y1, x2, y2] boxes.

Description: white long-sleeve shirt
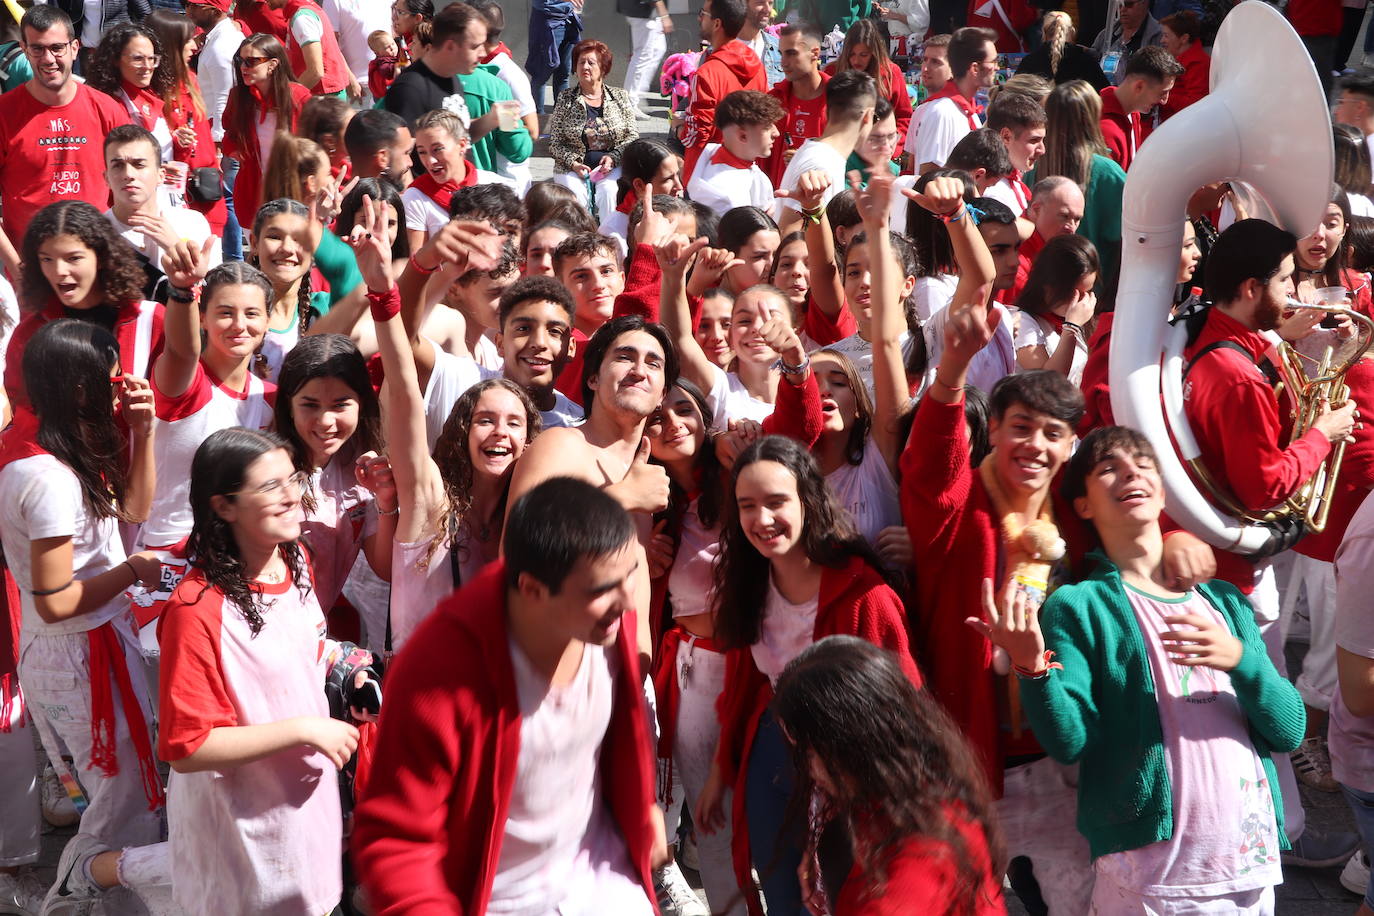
[[198, 16, 247, 144]]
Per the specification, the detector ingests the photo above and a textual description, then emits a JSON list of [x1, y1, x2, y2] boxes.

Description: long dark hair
[[814, 348, 872, 466], [336, 178, 410, 260], [1015, 233, 1100, 317], [718, 206, 779, 256], [145, 10, 206, 120], [227, 34, 296, 163], [772, 636, 1002, 912], [1308, 185, 1355, 289], [837, 18, 894, 97], [714, 436, 888, 650], [273, 334, 383, 511], [616, 138, 677, 205], [87, 23, 177, 115], [656, 378, 726, 530], [20, 201, 147, 315], [23, 320, 132, 522], [428, 378, 543, 568], [201, 261, 275, 378], [185, 427, 310, 636]]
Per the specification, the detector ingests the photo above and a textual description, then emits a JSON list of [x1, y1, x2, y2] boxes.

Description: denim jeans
[[1342, 783, 1374, 908], [527, 15, 581, 115], [221, 156, 243, 262], [745, 710, 806, 916]]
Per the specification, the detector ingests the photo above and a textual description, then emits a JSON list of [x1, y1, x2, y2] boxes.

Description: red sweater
[[1160, 42, 1210, 121], [351, 561, 659, 915], [1077, 311, 1115, 435], [683, 41, 767, 180], [1182, 308, 1331, 590], [1098, 86, 1141, 172], [824, 60, 913, 150], [834, 813, 1004, 915], [713, 555, 921, 916]]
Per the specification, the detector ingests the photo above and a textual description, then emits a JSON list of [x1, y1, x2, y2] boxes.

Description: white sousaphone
[[1108, 0, 1344, 556]]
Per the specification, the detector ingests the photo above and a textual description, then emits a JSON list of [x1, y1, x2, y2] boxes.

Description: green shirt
[[463, 65, 533, 172], [1018, 552, 1305, 860], [1028, 153, 1124, 290], [309, 228, 363, 316], [844, 151, 899, 188]]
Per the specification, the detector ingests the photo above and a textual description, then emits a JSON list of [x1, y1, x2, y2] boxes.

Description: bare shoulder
[[517, 427, 605, 486]]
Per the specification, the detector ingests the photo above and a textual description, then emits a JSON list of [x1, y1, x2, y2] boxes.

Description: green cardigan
[[1018, 552, 1305, 860]]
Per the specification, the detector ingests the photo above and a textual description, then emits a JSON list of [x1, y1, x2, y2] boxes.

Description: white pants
[[624, 16, 667, 105], [1090, 872, 1275, 915], [1278, 553, 1339, 711], [666, 636, 746, 916], [1248, 562, 1306, 842], [0, 696, 40, 867], [551, 169, 622, 220], [997, 756, 1096, 913], [19, 617, 163, 912]]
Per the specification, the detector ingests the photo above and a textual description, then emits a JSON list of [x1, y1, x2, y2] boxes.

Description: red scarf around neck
[[0, 409, 164, 809], [617, 185, 638, 214], [480, 41, 513, 64], [411, 165, 477, 210], [927, 81, 980, 130], [122, 79, 164, 131]]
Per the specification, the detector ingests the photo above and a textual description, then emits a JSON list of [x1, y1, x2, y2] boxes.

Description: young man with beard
[[775, 69, 876, 229], [0, 5, 129, 275], [975, 427, 1301, 913], [680, 0, 766, 181], [1181, 218, 1362, 868], [354, 478, 664, 915], [764, 23, 828, 186], [906, 26, 997, 175], [343, 109, 414, 187]]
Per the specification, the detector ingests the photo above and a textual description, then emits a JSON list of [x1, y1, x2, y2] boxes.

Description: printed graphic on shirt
[[1236, 776, 1278, 874]]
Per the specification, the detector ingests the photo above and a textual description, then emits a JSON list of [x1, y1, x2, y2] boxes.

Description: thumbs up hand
[[610, 436, 672, 514]]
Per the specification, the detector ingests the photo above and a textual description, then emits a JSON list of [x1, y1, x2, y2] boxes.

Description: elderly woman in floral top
[[548, 39, 640, 215]]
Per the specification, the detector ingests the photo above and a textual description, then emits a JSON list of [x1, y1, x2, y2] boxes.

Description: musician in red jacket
[[681, 0, 767, 181], [353, 478, 664, 915], [1181, 217, 1361, 866]]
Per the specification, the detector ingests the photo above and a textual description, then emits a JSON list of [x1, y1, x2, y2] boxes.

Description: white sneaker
[[0, 869, 46, 916], [40, 766, 79, 828], [653, 861, 707, 916], [40, 833, 107, 916], [1342, 849, 1371, 896], [633, 106, 653, 120]]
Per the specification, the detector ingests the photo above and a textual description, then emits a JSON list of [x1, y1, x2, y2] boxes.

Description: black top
[[382, 59, 467, 131], [1014, 43, 1110, 91]]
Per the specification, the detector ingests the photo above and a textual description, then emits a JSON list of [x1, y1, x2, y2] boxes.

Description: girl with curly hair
[[3, 201, 159, 409], [771, 636, 1004, 915], [221, 33, 312, 228], [156, 425, 367, 915], [272, 334, 394, 621], [354, 196, 540, 649], [694, 435, 921, 916], [246, 197, 366, 381]]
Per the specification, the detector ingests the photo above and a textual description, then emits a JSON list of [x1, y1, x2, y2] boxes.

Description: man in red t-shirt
[[0, 6, 130, 270], [764, 23, 828, 186]]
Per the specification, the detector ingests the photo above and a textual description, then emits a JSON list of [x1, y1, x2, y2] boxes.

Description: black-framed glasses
[[25, 40, 74, 60]]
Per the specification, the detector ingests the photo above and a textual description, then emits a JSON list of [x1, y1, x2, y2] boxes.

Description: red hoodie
[[352, 561, 659, 915], [683, 41, 767, 180]]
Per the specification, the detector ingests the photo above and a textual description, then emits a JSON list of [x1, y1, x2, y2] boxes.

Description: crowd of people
[[4, 0, 1374, 915]]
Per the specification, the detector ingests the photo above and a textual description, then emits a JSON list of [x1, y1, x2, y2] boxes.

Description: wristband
[[368, 285, 402, 323], [773, 353, 811, 375], [167, 286, 196, 303], [933, 375, 963, 392], [378, 504, 399, 517], [408, 253, 438, 275], [1012, 651, 1064, 680], [1062, 320, 1084, 338], [800, 205, 824, 226], [31, 577, 74, 597]]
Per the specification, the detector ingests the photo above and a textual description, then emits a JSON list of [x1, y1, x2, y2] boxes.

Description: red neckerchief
[[617, 186, 638, 214], [1009, 169, 1030, 212], [710, 145, 755, 169], [926, 81, 979, 130], [1042, 313, 1066, 333], [480, 41, 513, 64], [411, 165, 476, 210], [247, 83, 279, 125], [121, 79, 163, 131], [0, 409, 163, 808]]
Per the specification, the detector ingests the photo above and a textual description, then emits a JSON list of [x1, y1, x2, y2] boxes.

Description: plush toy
[[660, 49, 703, 117]]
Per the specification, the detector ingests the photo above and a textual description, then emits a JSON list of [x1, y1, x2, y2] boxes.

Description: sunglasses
[[236, 55, 270, 68]]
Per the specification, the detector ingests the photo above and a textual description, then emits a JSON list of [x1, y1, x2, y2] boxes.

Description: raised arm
[[153, 237, 216, 399], [853, 170, 908, 476], [656, 233, 720, 394], [901, 178, 995, 312], [778, 170, 844, 320]]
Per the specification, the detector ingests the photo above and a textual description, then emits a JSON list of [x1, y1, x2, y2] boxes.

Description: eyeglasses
[[236, 55, 270, 68], [231, 470, 310, 500], [866, 131, 899, 147], [25, 40, 74, 60], [124, 53, 161, 67]]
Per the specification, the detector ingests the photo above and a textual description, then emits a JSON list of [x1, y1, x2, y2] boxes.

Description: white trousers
[[665, 636, 746, 916], [1278, 553, 1339, 711], [1248, 562, 1306, 842], [997, 756, 1097, 913], [0, 696, 40, 867], [551, 169, 622, 220], [1091, 873, 1275, 915], [624, 16, 667, 105]]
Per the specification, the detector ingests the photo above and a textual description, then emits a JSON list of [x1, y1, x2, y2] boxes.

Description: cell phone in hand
[[351, 679, 382, 716]]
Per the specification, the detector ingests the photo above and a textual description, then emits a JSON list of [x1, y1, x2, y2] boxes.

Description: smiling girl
[[402, 110, 488, 252], [694, 435, 920, 916], [5, 202, 163, 410]]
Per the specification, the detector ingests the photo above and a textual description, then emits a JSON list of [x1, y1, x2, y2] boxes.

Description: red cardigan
[[351, 561, 660, 915], [1077, 311, 1115, 435], [713, 555, 921, 916], [221, 82, 313, 229]]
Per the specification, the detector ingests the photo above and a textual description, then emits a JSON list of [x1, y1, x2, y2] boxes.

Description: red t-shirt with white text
[[0, 83, 131, 242]]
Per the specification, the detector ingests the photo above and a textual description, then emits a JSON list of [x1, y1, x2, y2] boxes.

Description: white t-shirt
[[289, 7, 324, 45], [487, 51, 539, 119], [687, 143, 774, 215], [599, 209, 630, 260], [706, 362, 774, 429], [667, 498, 719, 620], [401, 186, 450, 241], [911, 273, 959, 322], [201, 18, 248, 142], [814, 331, 916, 402], [983, 176, 1030, 215], [924, 302, 1018, 396], [106, 206, 223, 278], [143, 362, 275, 548], [423, 347, 583, 451], [0, 454, 129, 639], [489, 640, 652, 915], [323, 0, 391, 88], [906, 96, 976, 169], [0, 274, 19, 375], [824, 437, 901, 549], [775, 139, 848, 219], [750, 576, 819, 684], [390, 532, 463, 649], [1014, 312, 1088, 386]]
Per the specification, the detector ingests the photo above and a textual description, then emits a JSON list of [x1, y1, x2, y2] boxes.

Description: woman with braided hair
[[1014, 12, 1109, 90]]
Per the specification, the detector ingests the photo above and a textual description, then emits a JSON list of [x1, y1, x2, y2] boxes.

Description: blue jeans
[[745, 710, 806, 916], [220, 156, 243, 262], [1341, 783, 1374, 908], [527, 15, 581, 115]]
